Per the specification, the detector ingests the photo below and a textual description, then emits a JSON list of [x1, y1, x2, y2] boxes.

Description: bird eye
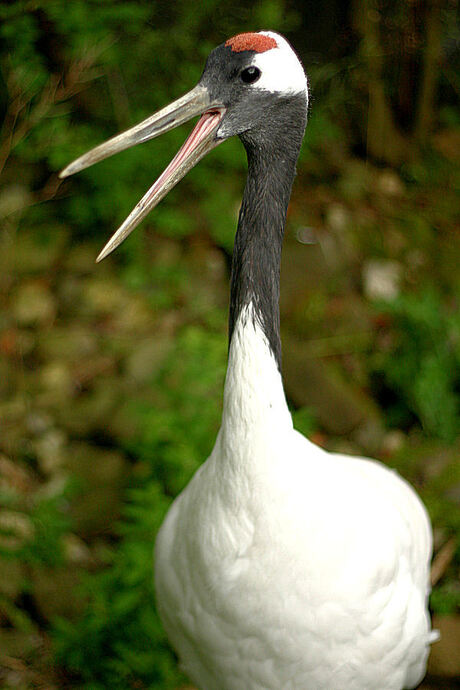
[[240, 66, 261, 84]]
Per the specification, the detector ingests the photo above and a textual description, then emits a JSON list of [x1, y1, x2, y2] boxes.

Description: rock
[[39, 361, 74, 399], [362, 259, 401, 301], [12, 281, 56, 326], [376, 170, 404, 196], [36, 475, 69, 501], [352, 417, 386, 456], [0, 454, 35, 495], [26, 410, 54, 436], [428, 615, 460, 677], [62, 533, 93, 566], [295, 226, 318, 245], [0, 184, 32, 218], [0, 510, 34, 549], [381, 429, 406, 456], [325, 203, 350, 233], [34, 429, 68, 474]]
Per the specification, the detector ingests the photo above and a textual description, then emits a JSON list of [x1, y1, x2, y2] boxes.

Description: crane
[[60, 31, 437, 690]]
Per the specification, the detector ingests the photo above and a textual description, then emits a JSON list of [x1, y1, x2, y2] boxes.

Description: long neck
[[217, 115, 305, 460], [228, 142, 298, 369], [216, 142, 299, 478]]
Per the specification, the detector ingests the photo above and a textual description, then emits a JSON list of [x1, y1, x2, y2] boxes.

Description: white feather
[[252, 31, 308, 99], [155, 303, 434, 690]]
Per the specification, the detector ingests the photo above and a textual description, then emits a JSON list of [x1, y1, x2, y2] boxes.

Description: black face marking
[[197, 39, 308, 367]]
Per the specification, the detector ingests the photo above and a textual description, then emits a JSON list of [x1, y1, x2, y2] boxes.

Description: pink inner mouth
[[144, 109, 224, 205]]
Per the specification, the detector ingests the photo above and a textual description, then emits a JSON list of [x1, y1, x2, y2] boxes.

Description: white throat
[[220, 303, 292, 452]]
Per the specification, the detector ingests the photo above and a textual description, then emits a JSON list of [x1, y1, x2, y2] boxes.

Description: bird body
[[155, 305, 433, 690], [61, 30, 435, 690]]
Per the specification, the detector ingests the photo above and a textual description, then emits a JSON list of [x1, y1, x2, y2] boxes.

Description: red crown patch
[[225, 33, 277, 54]]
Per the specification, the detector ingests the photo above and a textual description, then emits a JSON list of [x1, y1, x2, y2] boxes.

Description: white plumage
[[61, 29, 436, 690], [155, 306, 434, 689]]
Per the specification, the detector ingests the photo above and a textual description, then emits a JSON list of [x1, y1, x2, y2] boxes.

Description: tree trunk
[[414, 0, 443, 146], [355, 0, 408, 165]]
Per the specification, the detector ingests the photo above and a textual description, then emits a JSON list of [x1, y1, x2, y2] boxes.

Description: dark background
[[0, 0, 459, 687]]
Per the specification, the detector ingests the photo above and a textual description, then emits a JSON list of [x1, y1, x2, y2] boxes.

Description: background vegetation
[[0, 0, 459, 687]]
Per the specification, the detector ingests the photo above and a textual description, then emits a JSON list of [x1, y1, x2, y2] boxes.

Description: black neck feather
[[229, 98, 306, 370]]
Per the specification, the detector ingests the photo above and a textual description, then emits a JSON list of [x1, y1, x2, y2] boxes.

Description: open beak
[[60, 85, 225, 261]]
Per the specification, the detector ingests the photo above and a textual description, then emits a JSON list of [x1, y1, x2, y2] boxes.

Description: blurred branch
[[106, 67, 132, 130], [0, 44, 105, 177], [431, 536, 457, 587]]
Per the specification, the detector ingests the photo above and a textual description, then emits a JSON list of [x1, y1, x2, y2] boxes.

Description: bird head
[[201, 32, 307, 141], [60, 31, 308, 261]]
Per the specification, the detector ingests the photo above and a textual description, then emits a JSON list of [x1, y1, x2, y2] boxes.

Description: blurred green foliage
[[0, 490, 70, 569], [0, 482, 72, 650], [53, 481, 179, 689], [372, 289, 460, 442], [125, 327, 227, 496], [53, 326, 227, 688]]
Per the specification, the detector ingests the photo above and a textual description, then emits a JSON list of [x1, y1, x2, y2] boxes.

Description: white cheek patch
[[252, 31, 307, 100]]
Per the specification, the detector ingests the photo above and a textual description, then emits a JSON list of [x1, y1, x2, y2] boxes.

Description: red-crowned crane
[[61, 31, 437, 690]]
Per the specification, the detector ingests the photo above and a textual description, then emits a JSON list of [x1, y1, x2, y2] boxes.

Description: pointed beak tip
[[96, 248, 109, 263], [59, 165, 73, 179]]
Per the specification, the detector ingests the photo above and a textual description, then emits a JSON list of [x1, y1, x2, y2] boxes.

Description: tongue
[[143, 110, 223, 205]]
